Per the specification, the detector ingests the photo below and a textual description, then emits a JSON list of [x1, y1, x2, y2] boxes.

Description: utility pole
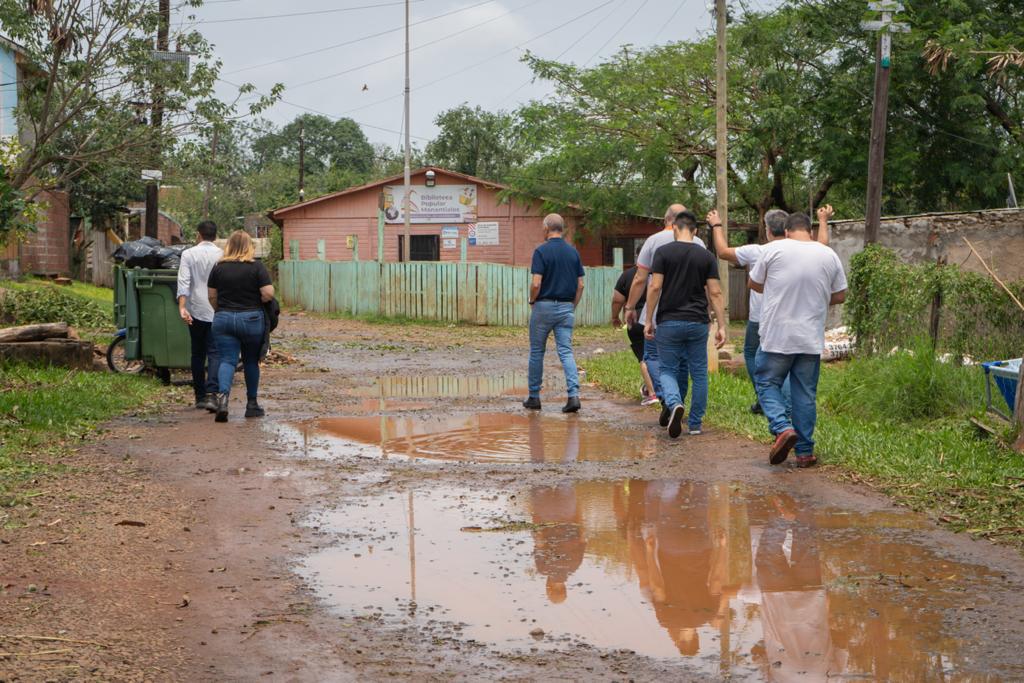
[[298, 119, 306, 202], [202, 126, 218, 221], [863, 1, 909, 244], [714, 0, 730, 326], [146, 0, 170, 239], [402, 0, 412, 262]]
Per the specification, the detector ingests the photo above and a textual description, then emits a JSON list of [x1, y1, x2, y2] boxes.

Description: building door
[[398, 235, 440, 261]]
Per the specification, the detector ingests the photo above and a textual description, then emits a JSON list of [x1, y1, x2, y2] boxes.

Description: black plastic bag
[[113, 236, 164, 268], [156, 244, 190, 270]]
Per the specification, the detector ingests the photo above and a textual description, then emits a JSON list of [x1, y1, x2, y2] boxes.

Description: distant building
[[269, 167, 660, 267]]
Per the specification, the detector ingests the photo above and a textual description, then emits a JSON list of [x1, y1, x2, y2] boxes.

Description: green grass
[[583, 350, 1024, 547], [0, 363, 165, 506], [4, 277, 113, 308], [1, 277, 115, 344]]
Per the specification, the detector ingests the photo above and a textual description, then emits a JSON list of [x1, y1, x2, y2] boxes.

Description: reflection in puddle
[[304, 481, 1005, 679], [294, 413, 655, 463], [351, 371, 528, 399]]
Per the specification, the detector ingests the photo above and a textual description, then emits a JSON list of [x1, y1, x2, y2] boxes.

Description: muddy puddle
[[303, 480, 1004, 680], [282, 413, 656, 463], [350, 371, 528, 399]]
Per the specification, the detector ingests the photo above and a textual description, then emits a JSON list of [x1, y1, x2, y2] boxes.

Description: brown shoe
[[769, 429, 797, 465], [795, 454, 818, 468]]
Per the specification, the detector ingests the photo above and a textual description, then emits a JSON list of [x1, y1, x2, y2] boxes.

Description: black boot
[[561, 396, 581, 414], [214, 393, 229, 423], [522, 396, 542, 410], [659, 403, 672, 427], [245, 398, 265, 418]]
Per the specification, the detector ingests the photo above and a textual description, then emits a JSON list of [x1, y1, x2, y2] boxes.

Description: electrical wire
[[285, 0, 547, 91], [583, 0, 650, 66], [652, 0, 690, 43], [199, 0, 423, 25], [337, 0, 618, 117], [225, 0, 500, 75]]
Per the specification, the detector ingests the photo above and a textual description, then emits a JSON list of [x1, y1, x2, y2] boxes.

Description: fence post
[[928, 256, 945, 349], [317, 239, 326, 261], [613, 247, 623, 270], [460, 237, 467, 262], [289, 239, 299, 260], [352, 236, 359, 262], [377, 209, 385, 262]]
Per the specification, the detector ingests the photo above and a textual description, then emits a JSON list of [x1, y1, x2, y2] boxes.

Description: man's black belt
[[536, 298, 574, 303]]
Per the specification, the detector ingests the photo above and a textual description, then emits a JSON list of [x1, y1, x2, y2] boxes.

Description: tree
[[250, 114, 375, 176], [424, 105, 524, 181], [0, 0, 278, 240]]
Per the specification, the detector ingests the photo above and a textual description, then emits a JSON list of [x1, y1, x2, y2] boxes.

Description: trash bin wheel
[[155, 367, 172, 385], [106, 336, 145, 374]]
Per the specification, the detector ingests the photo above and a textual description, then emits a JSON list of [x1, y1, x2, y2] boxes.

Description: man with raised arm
[[711, 205, 833, 413], [748, 212, 847, 468]]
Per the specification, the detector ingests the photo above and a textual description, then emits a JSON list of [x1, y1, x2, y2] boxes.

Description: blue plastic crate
[[982, 358, 1021, 416]]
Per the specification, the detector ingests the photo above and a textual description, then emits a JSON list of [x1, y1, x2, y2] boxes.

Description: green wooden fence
[[278, 260, 620, 326]]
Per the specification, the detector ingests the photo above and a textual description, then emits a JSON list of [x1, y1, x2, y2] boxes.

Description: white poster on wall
[[442, 238, 458, 250], [382, 185, 478, 224], [468, 221, 499, 246]]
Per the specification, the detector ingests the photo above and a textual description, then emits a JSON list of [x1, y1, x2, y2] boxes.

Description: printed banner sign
[[441, 226, 460, 239], [442, 238, 458, 250], [382, 185, 477, 224], [468, 221, 499, 246]]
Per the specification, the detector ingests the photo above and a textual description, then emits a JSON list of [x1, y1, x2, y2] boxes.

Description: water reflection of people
[[526, 412, 580, 464], [753, 494, 846, 680], [529, 481, 584, 603]]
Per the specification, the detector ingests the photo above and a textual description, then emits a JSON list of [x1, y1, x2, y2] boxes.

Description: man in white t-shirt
[[624, 203, 706, 426], [711, 206, 833, 413], [748, 213, 847, 468]]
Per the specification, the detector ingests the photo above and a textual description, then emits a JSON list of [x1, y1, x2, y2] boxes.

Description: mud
[[3, 313, 1024, 681]]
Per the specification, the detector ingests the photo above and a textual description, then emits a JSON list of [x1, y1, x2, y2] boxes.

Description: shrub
[[824, 338, 982, 423], [0, 285, 110, 328]]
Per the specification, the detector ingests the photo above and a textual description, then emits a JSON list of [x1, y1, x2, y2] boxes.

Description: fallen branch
[[962, 237, 1024, 312], [0, 634, 106, 648], [0, 648, 74, 658]]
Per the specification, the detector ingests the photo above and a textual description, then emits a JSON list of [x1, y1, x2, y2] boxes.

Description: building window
[[602, 237, 647, 267], [398, 235, 440, 262]]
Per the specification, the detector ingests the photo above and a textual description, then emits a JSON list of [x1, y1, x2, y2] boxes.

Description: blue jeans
[[528, 301, 579, 398], [188, 319, 219, 400], [655, 320, 709, 430], [754, 350, 821, 456], [212, 309, 265, 399], [745, 321, 791, 412], [642, 336, 667, 401]]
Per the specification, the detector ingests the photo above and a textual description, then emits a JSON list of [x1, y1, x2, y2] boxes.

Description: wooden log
[[0, 340, 94, 369], [0, 322, 70, 343]]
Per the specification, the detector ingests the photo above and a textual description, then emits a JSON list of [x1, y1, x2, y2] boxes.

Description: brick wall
[[18, 190, 70, 275]]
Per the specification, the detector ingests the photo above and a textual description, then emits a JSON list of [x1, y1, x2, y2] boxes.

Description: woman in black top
[[207, 231, 274, 422]]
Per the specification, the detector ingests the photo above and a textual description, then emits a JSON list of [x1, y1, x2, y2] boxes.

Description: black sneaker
[[750, 401, 764, 415], [214, 393, 229, 423], [522, 396, 542, 410], [659, 404, 672, 427], [668, 405, 685, 438], [245, 398, 265, 418], [561, 397, 581, 414]]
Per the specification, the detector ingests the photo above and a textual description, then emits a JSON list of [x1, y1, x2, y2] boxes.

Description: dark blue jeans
[[745, 320, 791, 411], [754, 350, 821, 456], [188, 319, 219, 400], [212, 309, 265, 399], [655, 320, 709, 430]]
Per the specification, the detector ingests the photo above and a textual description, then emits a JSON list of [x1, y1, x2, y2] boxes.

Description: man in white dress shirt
[[176, 221, 224, 410]]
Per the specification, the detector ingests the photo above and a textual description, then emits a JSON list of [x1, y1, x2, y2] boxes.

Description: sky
[[189, 0, 784, 147]]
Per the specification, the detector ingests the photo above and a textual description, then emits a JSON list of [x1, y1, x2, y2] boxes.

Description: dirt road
[[4, 313, 1024, 681]]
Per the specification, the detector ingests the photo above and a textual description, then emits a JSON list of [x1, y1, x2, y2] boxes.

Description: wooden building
[[269, 167, 660, 267]]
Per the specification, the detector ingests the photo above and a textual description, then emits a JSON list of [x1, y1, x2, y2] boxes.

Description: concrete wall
[[829, 208, 1024, 281]]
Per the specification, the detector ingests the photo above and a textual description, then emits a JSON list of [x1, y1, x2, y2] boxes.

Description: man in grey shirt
[[176, 221, 223, 410]]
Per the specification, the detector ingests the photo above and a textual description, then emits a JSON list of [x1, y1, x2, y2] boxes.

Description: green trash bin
[[113, 265, 192, 372]]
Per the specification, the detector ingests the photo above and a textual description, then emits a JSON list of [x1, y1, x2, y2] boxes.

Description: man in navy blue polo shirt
[[524, 214, 585, 413]]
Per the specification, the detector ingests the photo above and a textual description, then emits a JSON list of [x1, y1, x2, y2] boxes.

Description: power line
[[226, 0, 500, 75], [583, 0, 650, 66], [652, 0, 689, 43], [286, 0, 546, 92], [338, 0, 618, 117], [199, 0, 423, 25]]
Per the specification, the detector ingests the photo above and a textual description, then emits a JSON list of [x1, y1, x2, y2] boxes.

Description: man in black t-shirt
[[611, 261, 657, 405], [644, 210, 727, 438]]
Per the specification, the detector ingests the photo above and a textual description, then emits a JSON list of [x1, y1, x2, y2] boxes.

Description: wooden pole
[[715, 0, 730, 326], [1014, 361, 1024, 452], [146, 0, 170, 240], [865, 35, 890, 245], [402, 0, 412, 262], [202, 126, 217, 221], [298, 119, 305, 202]]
